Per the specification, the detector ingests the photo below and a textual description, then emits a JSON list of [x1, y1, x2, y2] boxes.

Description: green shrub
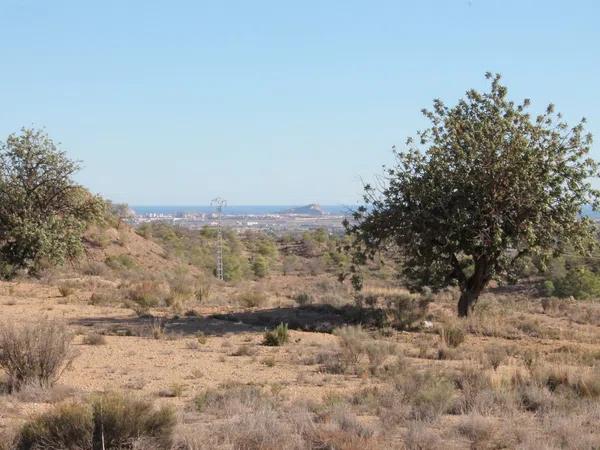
[[252, 255, 269, 279], [553, 267, 600, 299], [541, 280, 555, 297], [263, 323, 289, 346], [105, 254, 137, 271], [0, 319, 73, 392], [16, 402, 93, 450], [294, 292, 313, 306]]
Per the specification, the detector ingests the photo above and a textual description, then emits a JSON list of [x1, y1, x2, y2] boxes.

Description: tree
[[252, 255, 269, 279], [0, 128, 104, 276], [107, 201, 134, 228], [346, 74, 599, 316]]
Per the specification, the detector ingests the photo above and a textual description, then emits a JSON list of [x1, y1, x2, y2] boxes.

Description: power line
[[211, 197, 226, 280]]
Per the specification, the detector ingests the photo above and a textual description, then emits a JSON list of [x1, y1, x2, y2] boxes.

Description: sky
[[0, 0, 599, 205]]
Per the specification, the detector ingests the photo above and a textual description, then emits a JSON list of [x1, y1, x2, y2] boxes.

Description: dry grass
[[0, 319, 74, 392], [3, 272, 600, 448]]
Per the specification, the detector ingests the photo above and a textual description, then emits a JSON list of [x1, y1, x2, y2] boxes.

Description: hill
[[279, 203, 325, 216]]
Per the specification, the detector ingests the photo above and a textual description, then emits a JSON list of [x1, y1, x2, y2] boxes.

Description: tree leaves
[[347, 74, 599, 314], [0, 128, 105, 277]]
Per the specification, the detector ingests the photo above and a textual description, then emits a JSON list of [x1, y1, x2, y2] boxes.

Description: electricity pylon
[[211, 197, 226, 280]]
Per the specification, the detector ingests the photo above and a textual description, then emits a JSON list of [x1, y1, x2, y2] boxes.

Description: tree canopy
[[0, 128, 104, 276], [346, 73, 599, 316]]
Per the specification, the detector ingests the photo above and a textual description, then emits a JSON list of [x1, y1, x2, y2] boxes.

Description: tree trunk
[[456, 257, 491, 317], [458, 289, 480, 317]]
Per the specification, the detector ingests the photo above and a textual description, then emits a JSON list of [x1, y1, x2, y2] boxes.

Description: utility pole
[[211, 197, 226, 280]]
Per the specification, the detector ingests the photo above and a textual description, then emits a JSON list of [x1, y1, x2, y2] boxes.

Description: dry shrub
[[409, 374, 456, 421], [158, 383, 185, 398], [403, 421, 444, 450], [237, 290, 268, 308], [0, 319, 74, 392], [328, 326, 396, 375], [483, 344, 508, 370], [147, 319, 166, 340], [58, 282, 76, 298], [15, 393, 175, 450], [82, 333, 106, 346], [188, 383, 379, 450], [127, 280, 167, 308], [16, 402, 93, 450], [333, 325, 369, 367], [194, 276, 212, 303], [437, 320, 465, 348], [383, 293, 430, 330], [532, 364, 600, 398], [79, 260, 109, 277], [464, 299, 520, 339], [231, 344, 258, 356], [89, 289, 119, 306], [294, 292, 313, 306], [194, 383, 268, 416], [514, 383, 554, 413], [455, 414, 499, 448], [167, 273, 197, 306]]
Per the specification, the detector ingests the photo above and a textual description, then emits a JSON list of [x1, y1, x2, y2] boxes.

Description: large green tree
[[0, 128, 104, 276], [346, 73, 599, 316]]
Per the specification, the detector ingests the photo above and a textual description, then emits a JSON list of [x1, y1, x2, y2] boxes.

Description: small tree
[[0, 128, 104, 276], [346, 74, 599, 316]]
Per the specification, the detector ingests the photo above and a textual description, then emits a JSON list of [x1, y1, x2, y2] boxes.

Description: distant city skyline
[[1, 0, 598, 204]]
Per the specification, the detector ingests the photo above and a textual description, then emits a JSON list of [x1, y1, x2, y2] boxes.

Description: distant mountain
[[279, 204, 325, 216]]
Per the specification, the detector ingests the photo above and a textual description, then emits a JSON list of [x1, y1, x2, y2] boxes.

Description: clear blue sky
[[1, 0, 598, 205]]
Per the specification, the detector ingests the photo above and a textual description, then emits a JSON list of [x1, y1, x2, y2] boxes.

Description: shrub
[[16, 393, 176, 450], [263, 323, 289, 346], [0, 319, 74, 392], [553, 267, 600, 299], [16, 402, 93, 450], [483, 344, 507, 370], [193, 383, 267, 415], [158, 383, 185, 398], [541, 279, 555, 297], [194, 277, 211, 303], [232, 344, 258, 356], [105, 254, 137, 271], [167, 273, 196, 303], [79, 261, 109, 277], [82, 333, 107, 346], [238, 290, 268, 308], [410, 375, 456, 421], [333, 325, 369, 367], [89, 290, 117, 306], [403, 421, 444, 450], [127, 280, 165, 308], [92, 393, 175, 448], [58, 283, 76, 297], [438, 321, 465, 348], [294, 292, 313, 307], [384, 293, 430, 330], [252, 256, 269, 279], [455, 414, 498, 448]]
